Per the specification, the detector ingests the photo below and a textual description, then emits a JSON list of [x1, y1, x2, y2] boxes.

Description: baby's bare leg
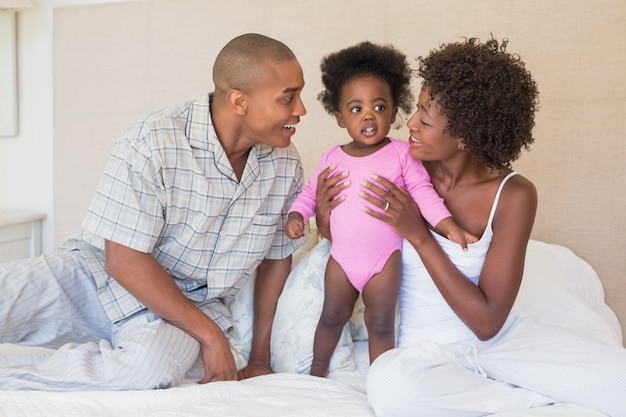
[[362, 250, 402, 363], [310, 256, 359, 377]]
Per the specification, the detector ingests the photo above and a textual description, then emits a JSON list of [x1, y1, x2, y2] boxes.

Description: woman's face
[[406, 87, 461, 162]]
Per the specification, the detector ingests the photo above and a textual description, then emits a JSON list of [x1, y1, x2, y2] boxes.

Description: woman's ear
[[226, 89, 247, 115], [334, 111, 346, 128], [457, 139, 466, 150]]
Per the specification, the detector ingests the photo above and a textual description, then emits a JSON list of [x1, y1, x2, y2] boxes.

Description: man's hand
[[104, 240, 238, 384], [198, 329, 238, 383], [237, 360, 274, 380]]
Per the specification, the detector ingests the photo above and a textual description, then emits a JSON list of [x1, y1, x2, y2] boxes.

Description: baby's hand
[[285, 212, 305, 239], [437, 217, 478, 251], [447, 226, 478, 251]]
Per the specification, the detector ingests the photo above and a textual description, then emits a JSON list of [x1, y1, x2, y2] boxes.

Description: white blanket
[[0, 240, 621, 417], [0, 373, 371, 417]]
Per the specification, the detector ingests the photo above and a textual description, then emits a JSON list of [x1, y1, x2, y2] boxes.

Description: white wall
[[0, 0, 140, 254]]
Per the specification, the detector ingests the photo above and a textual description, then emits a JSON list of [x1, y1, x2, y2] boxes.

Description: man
[[0, 33, 307, 390]]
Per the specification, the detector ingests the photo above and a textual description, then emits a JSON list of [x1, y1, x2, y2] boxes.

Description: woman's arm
[[314, 165, 349, 241], [360, 174, 537, 340]]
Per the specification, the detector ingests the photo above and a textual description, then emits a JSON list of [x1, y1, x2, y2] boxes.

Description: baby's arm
[[285, 211, 306, 239], [435, 217, 479, 251]]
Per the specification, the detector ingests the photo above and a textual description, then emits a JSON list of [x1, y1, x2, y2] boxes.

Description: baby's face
[[334, 75, 397, 149]]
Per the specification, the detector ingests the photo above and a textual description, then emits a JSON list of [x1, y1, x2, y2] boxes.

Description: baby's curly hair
[[318, 41, 414, 118], [418, 37, 539, 169]]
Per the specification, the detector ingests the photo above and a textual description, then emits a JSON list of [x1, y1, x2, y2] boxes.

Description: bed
[[0, 234, 622, 417]]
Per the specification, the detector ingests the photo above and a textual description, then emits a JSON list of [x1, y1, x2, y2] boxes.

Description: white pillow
[[348, 295, 368, 341], [515, 239, 622, 345], [228, 238, 356, 373], [226, 278, 258, 370]]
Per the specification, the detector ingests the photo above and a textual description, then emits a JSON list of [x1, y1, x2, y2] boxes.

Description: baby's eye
[[374, 105, 385, 112], [350, 106, 362, 113]]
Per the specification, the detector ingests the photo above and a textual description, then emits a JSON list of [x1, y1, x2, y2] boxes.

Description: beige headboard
[[53, 0, 626, 341]]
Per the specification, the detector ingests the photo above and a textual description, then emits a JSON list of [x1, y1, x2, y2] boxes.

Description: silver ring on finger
[[383, 201, 390, 212]]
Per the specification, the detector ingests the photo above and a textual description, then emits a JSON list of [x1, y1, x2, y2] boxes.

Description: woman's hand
[[360, 174, 429, 244], [315, 165, 349, 241]]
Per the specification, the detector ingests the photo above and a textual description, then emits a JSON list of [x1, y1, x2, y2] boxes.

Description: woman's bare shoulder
[[502, 173, 538, 202], [493, 172, 538, 233]]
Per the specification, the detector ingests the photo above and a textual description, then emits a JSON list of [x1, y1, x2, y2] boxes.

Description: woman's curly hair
[[318, 41, 414, 119], [418, 37, 539, 169]]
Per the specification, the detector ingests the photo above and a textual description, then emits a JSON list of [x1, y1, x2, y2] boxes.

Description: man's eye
[[284, 96, 294, 103], [350, 106, 362, 113]]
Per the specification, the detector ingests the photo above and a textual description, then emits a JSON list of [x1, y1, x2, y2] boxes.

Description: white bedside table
[[0, 211, 46, 263]]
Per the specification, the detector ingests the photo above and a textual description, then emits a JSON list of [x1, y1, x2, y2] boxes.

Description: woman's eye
[[420, 119, 430, 126]]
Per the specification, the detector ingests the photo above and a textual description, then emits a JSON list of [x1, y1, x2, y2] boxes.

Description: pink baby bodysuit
[[289, 138, 451, 291]]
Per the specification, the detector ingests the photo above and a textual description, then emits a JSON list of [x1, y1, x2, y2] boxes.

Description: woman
[[314, 37, 626, 417]]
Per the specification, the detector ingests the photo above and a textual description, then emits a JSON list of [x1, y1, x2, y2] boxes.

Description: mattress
[[0, 342, 610, 417], [0, 239, 621, 417]]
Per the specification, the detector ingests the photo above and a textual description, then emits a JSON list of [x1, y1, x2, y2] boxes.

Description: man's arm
[[103, 239, 237, 383], [237, 256, 292, 380]]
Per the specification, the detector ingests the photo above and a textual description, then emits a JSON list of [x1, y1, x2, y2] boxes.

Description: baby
[[286, 41, 476, 377]]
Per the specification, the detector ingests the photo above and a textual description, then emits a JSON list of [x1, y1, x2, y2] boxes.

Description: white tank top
[[397, 172, 518, 347]]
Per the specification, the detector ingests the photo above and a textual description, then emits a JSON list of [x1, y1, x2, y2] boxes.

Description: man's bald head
[[213, 33, 297, 95]]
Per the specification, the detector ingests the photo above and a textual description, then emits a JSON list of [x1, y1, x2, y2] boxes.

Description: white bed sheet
[[0, 240, 622, 417], [0, 342, 608, 417], [0, 341, 370, 417]]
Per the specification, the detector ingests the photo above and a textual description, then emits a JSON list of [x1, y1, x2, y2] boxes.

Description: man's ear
[[226, 89, 247, 115], [334, 111, 346, 128]]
